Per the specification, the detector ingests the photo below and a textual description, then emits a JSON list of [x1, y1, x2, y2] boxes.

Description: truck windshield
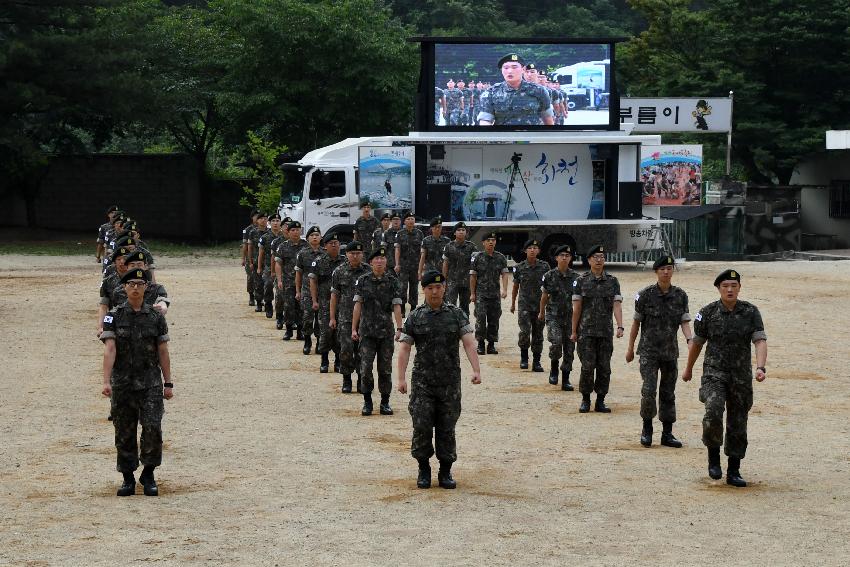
[[280, 170, 305, 204]]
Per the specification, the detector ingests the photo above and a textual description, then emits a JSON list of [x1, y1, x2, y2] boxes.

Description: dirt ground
[[1, 253, 848, 566]]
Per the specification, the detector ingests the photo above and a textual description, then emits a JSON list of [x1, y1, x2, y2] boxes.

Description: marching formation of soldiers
[[239, 204, 770, 489]]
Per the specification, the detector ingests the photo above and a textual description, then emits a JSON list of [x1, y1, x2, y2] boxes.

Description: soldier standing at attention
[[469, 231, 509, 355], [295, 226, 324, 355], [373, 212, 392, 256], [441, 221, 476, 317], [539, 245, 580, 390], [100, 269, 173, 497], [419, 216, 450, 279], [626, 256, 692, 448], [383, 213, 402, 273], [275, 221, 307, 341], [309, 233, 346, 373], [434, 86, 446, 125], [353, 201, 380, 255], [397, 269, 481, 489], [510, 239, 550, 372], [241, 209, 259, 306], [256, 213, 283, 319], [478, 54, 554, 127], [456, 80, 469, 126], [269, 216, 290, 330], [571, 244, 624, 413], [352, 247, 403, 416], [330, 241, 371, 393], [394, 212, 424, 316], [682, 269, 767, 487], [247, 212, 268, 313], [444, 79, 464, 126], [96, 205, 119, 264]]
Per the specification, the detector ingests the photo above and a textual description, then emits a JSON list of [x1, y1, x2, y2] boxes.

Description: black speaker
[[618, 182, 643, 219], [427, 183, 452, 220]]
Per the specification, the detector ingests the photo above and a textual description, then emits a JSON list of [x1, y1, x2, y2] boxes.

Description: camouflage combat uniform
[[354, 271, 402, 396], [269, 231, 288, 321], [308, 252, 346, 355], [542, 266, 581, 371], [258, 229, 282, 314], [470, 250, 509, 342], [434, 86, 444, 124], [633, 284, 691, 423], [331, 262, 371, 376], [376, 226, 399, 271], [354, 216, 380, 255], [445, 87, 464, 126], [512, 259, 550, 356], [693, 300, 766, 459], [442, 240, 477, 317], [421, 234, 450, 273], [478, 80, 554, 126], [572, 271, 623, 396], [274, 238, 307, 329], [394, 227, 424, 312], [248, 226, 265, 306], [242, 223, 255, 298], [295, 246, 324, 339], [101, 278, 169, 311], [100, 303, 170, 473], [399, 303, 475, 463]]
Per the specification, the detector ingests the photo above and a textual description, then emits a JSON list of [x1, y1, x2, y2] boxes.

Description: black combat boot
[[333, 354, 340, 373], [477, 340, 486, 355], [437, 461, 456, 489], [594, 395, 611, 413], [707, 447, 722, 479], [417, 459, 431, 489], [561, 369, 574, 391], [520, 348, 529, 370], [532, 354, 544, 373], [379, 394, 393, 415], [355, 373, 362, 393], [265, 307, 273, 318], [276, 315, 284, 330], [726, 457, 747, 487], [314, 339, 320, 354], [579, 394, 591, 413], [640, 419, 653, 447], [254, 301, 263, 312], [139, 466, 158, 497], [548, 359, 559, 385], [295, 325, 304, 341], [487, 341, 498, 354], [319, 352, 330, 373], [660, 422, 682, 448], [248, 294, 255, 306], [116, 472, 135, 497], [302, 337, 312, 355], [282, 325, 293, 340], [361, 393, 373, 416], [341, 374, 352, 393]]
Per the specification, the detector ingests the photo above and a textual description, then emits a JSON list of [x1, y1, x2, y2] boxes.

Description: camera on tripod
[[511, 152, 523, 166]]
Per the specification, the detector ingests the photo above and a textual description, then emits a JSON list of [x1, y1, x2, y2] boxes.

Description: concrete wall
[[792, 150, 850, 248]]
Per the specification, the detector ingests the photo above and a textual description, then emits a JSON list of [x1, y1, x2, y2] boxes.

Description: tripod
[[504, 153, 540, 221]]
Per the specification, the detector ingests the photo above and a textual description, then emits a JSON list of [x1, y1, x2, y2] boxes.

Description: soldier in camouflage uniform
[[100, 268, 173, 497], [100, 251, 170, 323], [269, 216, 290, 329], [394, 211, 424, 315], [470, 231, 509, 355], [478, 54, 554, 127], [626, 256, 692, 448], [309, 233, 347, 374], [274, 221, 307, 340], [295, 226, 324, 354], [352, 247, 403, 416], [397, 269, 481, 490], [373, 212, 391, 258], [247, 212, 268, 312], [442, 221, 476, 317], [330, 241, 371, 393], [456, 80, 470, 126], [539, 245, 580, 391], [444, 79, 464, 126], [256, 213, 284, 319], [571, 244, 624, 413], [381, 213, 401, 272], [96, 205, 119, 264], [434, 86, 446, 125], [418, 216, 450, 278], [353, 201, 380, 255], [682, 269, 767, 487], [510, 238, 550, 372]]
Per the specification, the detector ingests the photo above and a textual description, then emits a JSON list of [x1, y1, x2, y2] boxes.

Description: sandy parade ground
[[1, 252, 849, 566]]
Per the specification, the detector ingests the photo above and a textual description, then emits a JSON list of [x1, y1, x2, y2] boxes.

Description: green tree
[[237, 131, 288, 214]]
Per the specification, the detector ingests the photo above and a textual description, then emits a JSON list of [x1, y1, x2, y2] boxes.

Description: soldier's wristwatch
[[756, 367, 766, 373], [164, 382, 174, 388]]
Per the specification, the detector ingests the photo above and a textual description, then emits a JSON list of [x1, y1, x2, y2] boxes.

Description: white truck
[[552, 59, 610, 111], [278, 128, 669, 263]]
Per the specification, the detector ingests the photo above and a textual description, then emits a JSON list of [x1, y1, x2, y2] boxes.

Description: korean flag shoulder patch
[[695, 312, 703, 322], [634, 293, 640, 302], [103, 315, 113, 324]]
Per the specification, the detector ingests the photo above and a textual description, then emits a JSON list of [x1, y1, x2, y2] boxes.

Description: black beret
[[368, 247, 388, 261], [586, 244, 605, 258], [524, 238, 541, 250], [498, 53, 525, 68], [321, 233, 339, 245], [114, 236, 135, 248], [483, 231, 497, 241], [554, 244, 572, 256], [282, 216, 292, 224], [113, 212, 126, 223], [123, 250, 147, 264], [713, 269, 741, 287], [110, 247, 132, 264], [391, 212, 401, 220], [403, 211, 416, 220], [256, 211, 268, 219], [526, 63, 537, 71], [421, 269, 446, 287], [107, 205, 119, 214], [454, 221, 467, 231], [381, 212, 392, 220], [269, 213, 281, 221], [120, 269, 149, 284], [429, 216, 443, 227], [653, 256, 675, 270], [345, 241, 364, 252], [359, 200, 372, 208], [288, 221, 302, 229], [124, 222, 138, 233], [306, 226, 321, 237]]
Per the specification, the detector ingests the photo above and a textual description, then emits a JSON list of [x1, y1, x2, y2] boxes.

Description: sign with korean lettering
[[640, 145, 702, 206], [620, 98, 732, 132]]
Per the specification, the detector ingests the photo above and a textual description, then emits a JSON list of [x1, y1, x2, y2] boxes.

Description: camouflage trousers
[[281, 282, 300, 327], [300, 293, 320, 338], [358, 335, 393, 395], [517, 308, 544, 354], [110, 385, 164, 473], [474, 297, 501, 342], [261, 269, 274, 312], [547, 318, 575, 372], [337, 322, 360, 376], [639, 357, 678, 423], [699, 366, 754, 459], [316, 299, 339, 355], [448, 108, 461, 126], [409, 380, 461, 463], [251, 265, 264, 305], [397, 269, 418, 313], [446, 283, 471, 317], [244, 264, 253, 296], [577, 335, 614, 396], [273, 280, 285, 319]]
